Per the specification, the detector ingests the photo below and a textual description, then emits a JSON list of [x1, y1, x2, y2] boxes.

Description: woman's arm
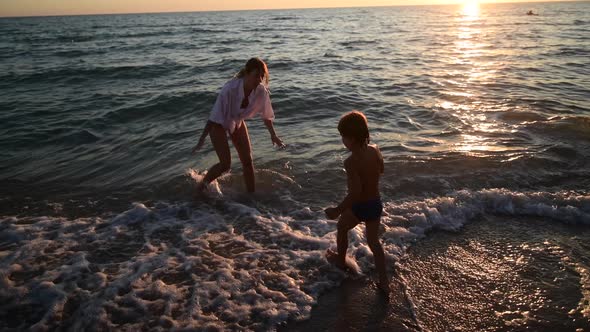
[[264, 119, 285, 148], [192, 120, 213, 154]]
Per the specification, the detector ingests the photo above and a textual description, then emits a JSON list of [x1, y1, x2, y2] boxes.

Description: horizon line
[[0, 0, 582, 19]]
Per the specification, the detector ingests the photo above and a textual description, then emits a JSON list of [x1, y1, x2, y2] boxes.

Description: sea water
[[0, 2, 589, 330]]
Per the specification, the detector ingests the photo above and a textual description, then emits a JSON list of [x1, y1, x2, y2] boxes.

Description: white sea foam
[[187, 168, 222, 196], [1, 188, 589, 330]]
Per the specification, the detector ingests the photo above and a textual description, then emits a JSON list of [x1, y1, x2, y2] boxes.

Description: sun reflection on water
[[399, 2, 526, 159], [462, 1, 480, 18], [442, 1, 515, 156]]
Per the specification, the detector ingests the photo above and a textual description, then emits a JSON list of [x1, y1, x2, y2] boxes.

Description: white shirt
[[208, 78, 275, 134]]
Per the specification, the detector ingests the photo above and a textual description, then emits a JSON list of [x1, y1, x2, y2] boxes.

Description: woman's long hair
[[235, 57, 270, 87]]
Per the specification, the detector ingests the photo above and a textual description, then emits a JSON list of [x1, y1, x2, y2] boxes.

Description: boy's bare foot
[[325, 249, 354, 273]]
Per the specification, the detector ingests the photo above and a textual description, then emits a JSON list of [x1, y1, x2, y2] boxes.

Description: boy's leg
[[231, 122, 255, 193], [366, 220, 389, 292], [335, 209, 360, 267], [201, 123, 231, 189]]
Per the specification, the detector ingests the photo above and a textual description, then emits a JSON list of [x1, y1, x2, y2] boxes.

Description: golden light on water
[[462, 0, 480, 17], [391, 0, 525, 158], [445, 0, 518, 156]]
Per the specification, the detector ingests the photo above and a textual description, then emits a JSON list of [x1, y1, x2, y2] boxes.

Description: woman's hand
[[271, 134, 285, 149], [324, 207, 340, 220], [191, 136, 207, 154], [192, 121, 212, 155], [264, 119, 285, 149]]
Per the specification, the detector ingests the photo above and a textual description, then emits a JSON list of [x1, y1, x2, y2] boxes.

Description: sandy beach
[[283, 216, 590, 331]]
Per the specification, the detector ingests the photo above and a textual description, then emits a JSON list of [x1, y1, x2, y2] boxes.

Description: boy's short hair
[[338, 110, 370, 144]]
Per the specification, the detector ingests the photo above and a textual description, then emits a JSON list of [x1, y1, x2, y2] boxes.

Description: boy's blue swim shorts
[[351, 198, 383, 222]]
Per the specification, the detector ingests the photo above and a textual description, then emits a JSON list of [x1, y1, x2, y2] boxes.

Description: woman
[[192, 57, 285, 193]]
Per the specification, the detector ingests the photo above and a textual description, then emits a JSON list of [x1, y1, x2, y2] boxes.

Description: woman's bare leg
[[231, 122, 255, 192], [201, 123, 231, 189]]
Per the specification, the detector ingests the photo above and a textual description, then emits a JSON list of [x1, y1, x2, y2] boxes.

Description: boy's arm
[[192, 120, 213, 154], [264, 119, 285, 148], [335, 159, 362, 215]]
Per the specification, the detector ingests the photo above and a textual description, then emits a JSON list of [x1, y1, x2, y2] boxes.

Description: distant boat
[[526, 10, 539, 16]]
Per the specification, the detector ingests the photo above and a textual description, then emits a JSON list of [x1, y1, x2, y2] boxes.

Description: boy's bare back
[[326, 110, 390, 294], [345, 144, 384, 202]]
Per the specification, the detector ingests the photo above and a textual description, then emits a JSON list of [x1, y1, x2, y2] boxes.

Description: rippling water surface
[[0, 2, 589, 330]]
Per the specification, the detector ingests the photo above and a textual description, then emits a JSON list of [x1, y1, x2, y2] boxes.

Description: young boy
[[325, 110, 390, 293]]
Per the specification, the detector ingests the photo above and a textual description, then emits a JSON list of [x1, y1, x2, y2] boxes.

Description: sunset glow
[[462, 0, 480, 16], [0, 0, 569, 17]]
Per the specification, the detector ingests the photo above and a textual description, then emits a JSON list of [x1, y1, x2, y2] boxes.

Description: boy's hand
[[324, 207, 340, 220]]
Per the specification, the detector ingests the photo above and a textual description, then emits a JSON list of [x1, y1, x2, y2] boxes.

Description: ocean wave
[[514, 97, 586, 114], [270, 16, 299, 21], [217, 38, 249, 45], [244, 27, 276, 32], [497, 111, 548, 123], [0, 188, 588, 330], [93, 62, 190, 80], [5, 61, 190, 84], [210, 58, 249, 73], [323, 52, 341, 58], [102, 91, 216, 125], [53, 34, 95, 43], [0, 126, 103, 149], [524, 116, 590, 140], [550, 46, 589, 57], [269, 60, 296, 69], [14, 28, 211, 44], [0, 201, 331, 331], [46, 129, 103, 145], [211, 47, 235, 54], [380, 150, 590, 199], [338, 39, 379, 47], [103, 30, 178, 39], [564, 61, 587, 68], [190, 27, 228, 34], [381, 199, 590, 321], [52, 49, 107, 58], [383, 189, 590, 245]]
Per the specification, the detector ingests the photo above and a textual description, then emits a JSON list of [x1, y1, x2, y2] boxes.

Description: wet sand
[[282, 217, 590, 331], [280, 276, 420, 331]]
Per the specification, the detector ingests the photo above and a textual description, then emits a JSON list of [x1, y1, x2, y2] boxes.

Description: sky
[[0, 0, 570, 17]]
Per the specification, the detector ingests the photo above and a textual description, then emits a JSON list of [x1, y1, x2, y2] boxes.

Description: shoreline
[[281, 217, 590, 331]]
